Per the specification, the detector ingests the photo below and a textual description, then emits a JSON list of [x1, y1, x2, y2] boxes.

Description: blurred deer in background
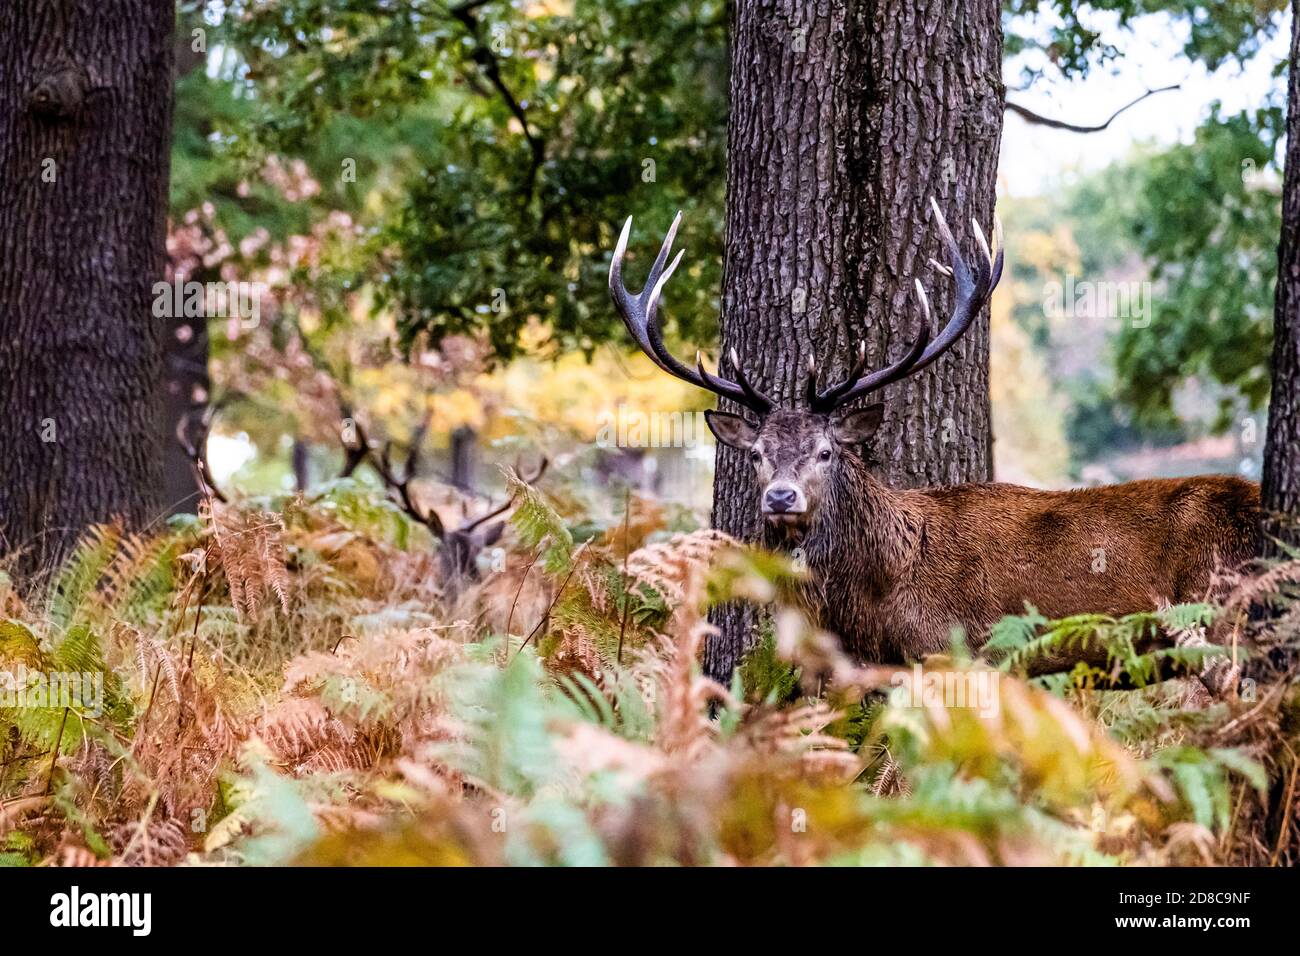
[[345, 413, 547, 597], [178, 405, 546, 600], [610, 201, 1259, 678]]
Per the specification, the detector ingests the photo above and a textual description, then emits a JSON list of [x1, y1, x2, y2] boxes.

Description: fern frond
[[506, 473, 573, 575], [206, 503, 291, 622], [46, 525, 122, 633]]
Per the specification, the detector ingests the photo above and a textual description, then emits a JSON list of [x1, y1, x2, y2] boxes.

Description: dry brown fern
[[643, 601, 731, 762], [1224, 558, 1300, 612], [624, 529, 736, 611], [253, 697, 365, 772], [257, 628, 466, 775], [203, 501, 291, 622], [734, 701, 860, 783], [109, 817, 191, 867]]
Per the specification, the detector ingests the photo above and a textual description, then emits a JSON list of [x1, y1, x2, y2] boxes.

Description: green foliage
[[1153, 746, 1267, 830], [860, 771, 1120, 866], [213, 754, 323, 866], [45, 525, 122, 634], [178, 0, 1290, 440], [0, 832, 37, 867], [308, 478, 416, 549], [985, 602, 1222, 688], [3, 499, 1295, 866], [216, 0, 728, 358], [507, 474, 574, 574], [0, 619, 42, 668], [432, 649, 566, 799], [1094, 108, 1286, 427], [739, 626, 801, 705], [1003, 1, 1286, 82]]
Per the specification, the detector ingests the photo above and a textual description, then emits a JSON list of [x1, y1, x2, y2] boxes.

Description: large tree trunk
[[0, 1, 175, 575], [1262, 0, 1300, 558], [707, 0, 1004, 681]]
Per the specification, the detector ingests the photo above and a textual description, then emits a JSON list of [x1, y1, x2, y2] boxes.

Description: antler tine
[[803, 355, 819, 407], [609, 214, 772, 414], [337, 403, 372, 478], [521, 453, 549, 486], [374, 431, 445, 539], [609, 213, 681, 379], [458, 495, 513, 534], [723, 347, 772, 411], [405, 411, 432, 480], [990, 215, 1006, 288], [815, 198, 1003, 411], [810, 341, 867, 409]]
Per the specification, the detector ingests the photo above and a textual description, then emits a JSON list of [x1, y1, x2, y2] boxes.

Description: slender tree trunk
[[158, 258, 213, 516], [291, 437, 311, 493], [707, 0, 1004, 681], [159, 2, 216, 517], [1262, 0, 1300, 558], [0, 1, 175, 575], [450, 425, 478, 492]]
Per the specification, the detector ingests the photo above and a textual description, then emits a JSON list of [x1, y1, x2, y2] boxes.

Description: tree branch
[[447, 4, 545, 191], [1005, 84, 1180, 133]]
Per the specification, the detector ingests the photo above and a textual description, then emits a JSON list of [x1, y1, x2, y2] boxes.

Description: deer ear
[[705, 410, 759, 450], [477, 521, 505, 547], [831, 403, 884, 445]]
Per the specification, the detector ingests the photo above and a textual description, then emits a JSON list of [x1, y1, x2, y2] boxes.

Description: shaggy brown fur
[[723, 409, 1260, 665]]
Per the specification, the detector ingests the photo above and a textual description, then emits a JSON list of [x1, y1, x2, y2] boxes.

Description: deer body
[[772, 455, 1260, 663], [608, 203, 1260, 674]]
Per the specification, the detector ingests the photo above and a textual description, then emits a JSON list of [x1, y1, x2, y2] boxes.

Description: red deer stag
[[179, 405, 545, 597], [609, 203, 1259, 675], [357, 417, 547, 594]]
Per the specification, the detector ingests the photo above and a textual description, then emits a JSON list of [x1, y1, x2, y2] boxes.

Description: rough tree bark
[[1262, 0, 1300, 558], [0, 1, 175, 575], [707, 0, 1005, 681]]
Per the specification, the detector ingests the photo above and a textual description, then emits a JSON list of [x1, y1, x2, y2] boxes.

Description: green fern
[[507, 475, 573, 575], [988, 603, 1225, 689], [45, 525, 122, 633], [1153, 746, 1267, 831], [111, 534, 183, 627], [738, 626, 800, 705], [310, 479, 415, 549]]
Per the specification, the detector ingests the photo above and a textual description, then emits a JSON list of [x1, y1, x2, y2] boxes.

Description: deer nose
[[763, 485, 802, 514]]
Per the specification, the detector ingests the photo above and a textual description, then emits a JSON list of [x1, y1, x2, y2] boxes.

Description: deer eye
[[818, 448, 832, 462], [749, 450, 761, 464]]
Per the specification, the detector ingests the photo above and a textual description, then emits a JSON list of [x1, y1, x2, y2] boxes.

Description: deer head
[[608, 199, 1003, 530], [359, 415, 547, 590]]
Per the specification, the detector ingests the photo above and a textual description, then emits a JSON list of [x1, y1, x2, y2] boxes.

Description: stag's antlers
[[809, 198, 1004, 411], [369, 412, 446, 538], [609, 199, 1003, 415], [609, 213, 774, 415], [346, 410, 548, 543]]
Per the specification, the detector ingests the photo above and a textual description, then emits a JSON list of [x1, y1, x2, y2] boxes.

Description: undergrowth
[[1, 474, 1298, 867]]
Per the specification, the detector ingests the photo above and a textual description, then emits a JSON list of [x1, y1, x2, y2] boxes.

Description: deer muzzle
[[762, 482, 806, 521]]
